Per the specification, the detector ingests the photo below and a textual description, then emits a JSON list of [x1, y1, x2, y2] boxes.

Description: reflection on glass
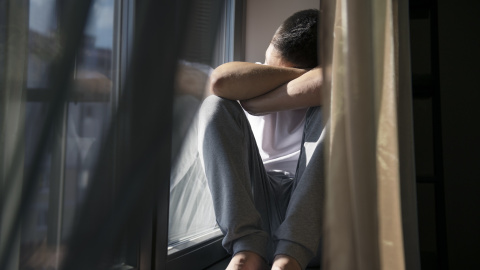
[[168, 61, 219, 253], [167, 0, 235, 253]]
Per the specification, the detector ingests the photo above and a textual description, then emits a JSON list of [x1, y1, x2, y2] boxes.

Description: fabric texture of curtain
[[0, 1, 28, 269], [320, 0, 421, 269]]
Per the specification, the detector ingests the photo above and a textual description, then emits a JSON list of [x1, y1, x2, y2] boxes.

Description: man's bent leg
[[274, 107, 325, 270], [198, 95, 276, 263]]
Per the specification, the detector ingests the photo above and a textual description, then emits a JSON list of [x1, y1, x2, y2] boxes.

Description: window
[[165, 0, 245, 268], [0, 0, 243, 269], [1, 0, 136, 268]]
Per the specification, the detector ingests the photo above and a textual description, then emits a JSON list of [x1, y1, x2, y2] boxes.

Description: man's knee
[[199, 95, 243, 123]]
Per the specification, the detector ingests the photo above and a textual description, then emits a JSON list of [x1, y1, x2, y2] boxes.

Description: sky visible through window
[[29, 0, 114, 49]]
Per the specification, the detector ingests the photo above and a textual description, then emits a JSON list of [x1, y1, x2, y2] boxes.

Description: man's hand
[[209, 61, 306, 101], [240, 67, 322, 115]]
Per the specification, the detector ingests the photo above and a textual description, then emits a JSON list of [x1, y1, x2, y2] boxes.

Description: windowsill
[[168, 228, 223, 255]]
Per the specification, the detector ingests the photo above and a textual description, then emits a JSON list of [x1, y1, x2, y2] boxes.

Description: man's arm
[[209, 61, 306, 100], [240, 67, 322, 115]]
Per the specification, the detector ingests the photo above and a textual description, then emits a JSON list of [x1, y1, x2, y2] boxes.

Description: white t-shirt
[[246, 109, 307, 176]]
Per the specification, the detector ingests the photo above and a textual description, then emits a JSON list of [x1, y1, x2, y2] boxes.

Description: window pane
[[167, 0, 235, 254], [27, 0, 57, 88], [62, 0, 115, 240], [21, 102, 55, 269], [18, 0, 131, 268], [169, 87, 218, 252], [20, 1, 59, 268]]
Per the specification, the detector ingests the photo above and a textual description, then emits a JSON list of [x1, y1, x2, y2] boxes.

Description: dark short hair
[[271, 9, 319, 68]]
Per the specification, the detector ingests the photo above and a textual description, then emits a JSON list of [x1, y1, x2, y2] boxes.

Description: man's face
[[264, 43, 295, 68]]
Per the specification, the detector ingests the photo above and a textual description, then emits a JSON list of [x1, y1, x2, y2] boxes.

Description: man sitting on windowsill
[[198, 9, 325, 270]]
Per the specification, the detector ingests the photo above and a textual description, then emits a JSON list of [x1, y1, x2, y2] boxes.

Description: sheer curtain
[[320, 0, 421, 269], [0, 2, 28, 269]]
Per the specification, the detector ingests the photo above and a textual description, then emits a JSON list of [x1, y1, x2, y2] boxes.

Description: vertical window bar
[[111, 1, 122, 116], [151, 0, 192, 266], [112, 1, 141, 268], [46, 102, 68, 269]]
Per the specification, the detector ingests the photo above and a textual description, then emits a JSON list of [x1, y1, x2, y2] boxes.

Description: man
[[198, 9, 324, 270]]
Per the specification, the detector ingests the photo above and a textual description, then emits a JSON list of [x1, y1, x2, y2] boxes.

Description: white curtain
[[321, 0, 420, 269]]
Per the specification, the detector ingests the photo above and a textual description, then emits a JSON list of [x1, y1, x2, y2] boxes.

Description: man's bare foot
[[271, 255, 301, 270], [226, 251, 268, 270]]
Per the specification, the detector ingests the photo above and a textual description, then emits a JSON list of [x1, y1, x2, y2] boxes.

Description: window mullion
[[46, 102, 68, 268]]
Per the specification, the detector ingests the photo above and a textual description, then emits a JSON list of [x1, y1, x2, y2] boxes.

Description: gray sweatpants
[[198, 96, 324, 269]]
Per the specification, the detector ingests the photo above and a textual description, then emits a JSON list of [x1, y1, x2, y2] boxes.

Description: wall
[[437, 0, 480, 268], [245, 0, 320, 63]]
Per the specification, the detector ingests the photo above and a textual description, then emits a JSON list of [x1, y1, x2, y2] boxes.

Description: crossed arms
[[209, 62, 322, 115]]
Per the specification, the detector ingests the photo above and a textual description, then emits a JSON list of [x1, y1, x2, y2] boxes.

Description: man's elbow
[[240, 99, 264, 116], [209, 71, 226, 97], [209, 68, 241, 100]]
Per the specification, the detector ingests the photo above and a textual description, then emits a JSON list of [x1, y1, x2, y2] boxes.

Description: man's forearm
[[240, 68, 322, 115], [209, 61, 306, 100]]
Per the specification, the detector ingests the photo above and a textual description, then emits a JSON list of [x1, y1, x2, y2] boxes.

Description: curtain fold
[[0, 1, 29, 269], [321, 0, 420, 269], [395, 0, 421, 268]]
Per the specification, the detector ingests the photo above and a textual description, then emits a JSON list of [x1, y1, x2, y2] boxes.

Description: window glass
[[167, 0, 236, 254], [62, 0, 115, 241], [3, 0, 230, 267], [19, 0, 123, 268], [20, 1, 60, 267], [27, 0, 57, 88]]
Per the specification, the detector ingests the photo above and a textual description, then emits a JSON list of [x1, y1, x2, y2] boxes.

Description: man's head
[[267, 9, 319, 69]]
